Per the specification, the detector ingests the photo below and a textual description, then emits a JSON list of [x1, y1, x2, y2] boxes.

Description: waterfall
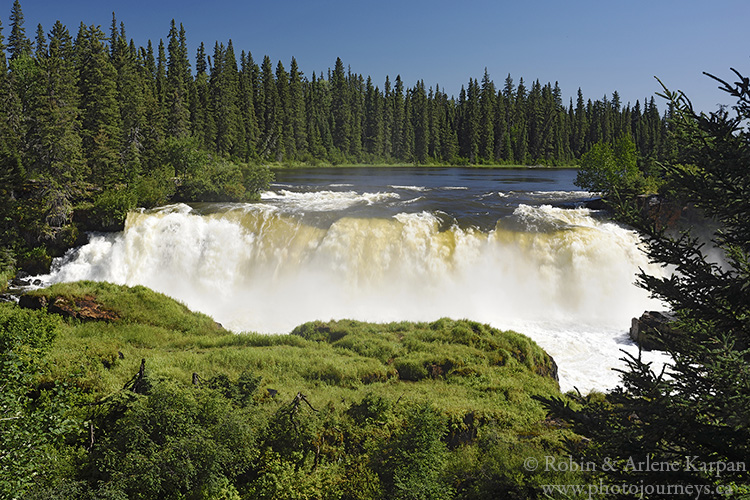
[[44, 198, 670, 392]]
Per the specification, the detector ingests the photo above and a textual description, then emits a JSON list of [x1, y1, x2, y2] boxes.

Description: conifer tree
[[238, 51, 259, 160], [330, 57, 351, 157], [411, 80, 429, 164], [32, 21, 84, 184], [191, 42, 210, 148], [478, 69, 495, 161], [288, 57, 307, 159], [7, 0, 31, 61], [513, 78, 528, 163], [382, 75, 393, 158], [258, 55, 279, 159], [391, 75, 405, 160], [110, 18, 145, 184], [275, 59, 292, 160], [165, 20, 191, 138], [0, 16, 25, 238], [138, 40, 166, 167], [75, 23, 122, 185], [210, 40, 243, 157], [363, 76, 381, 157], [348, 71, 364, 160]]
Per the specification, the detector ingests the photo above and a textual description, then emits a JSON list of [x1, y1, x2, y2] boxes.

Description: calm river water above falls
[[44, 167, 670, 392]]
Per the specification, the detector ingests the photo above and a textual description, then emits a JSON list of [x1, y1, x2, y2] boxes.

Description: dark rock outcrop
[[629, 311, 681, 351], [19, 293, 119, 322]]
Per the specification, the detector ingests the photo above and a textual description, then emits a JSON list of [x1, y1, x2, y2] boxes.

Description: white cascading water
[[44, 194, 671, 393]]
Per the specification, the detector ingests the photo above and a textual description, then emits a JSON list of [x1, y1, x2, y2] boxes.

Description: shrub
[[377, 402, 453, 500]]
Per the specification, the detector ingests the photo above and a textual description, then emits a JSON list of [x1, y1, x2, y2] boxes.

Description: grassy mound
[[8, 281, 590, 499]]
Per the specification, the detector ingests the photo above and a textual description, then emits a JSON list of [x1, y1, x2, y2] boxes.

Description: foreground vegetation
[[544, 67, 750, 496], [2, 281, 588, 499]]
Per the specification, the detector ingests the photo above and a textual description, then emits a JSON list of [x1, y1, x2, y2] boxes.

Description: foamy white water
[[43, 188, 670, 394]]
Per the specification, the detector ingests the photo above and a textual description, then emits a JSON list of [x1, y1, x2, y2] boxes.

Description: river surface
[[43, 167, 670, 392]]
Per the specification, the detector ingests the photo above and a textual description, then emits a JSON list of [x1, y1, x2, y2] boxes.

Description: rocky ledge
[[19, 293, 120, 322], [629, 310, 682, 351]]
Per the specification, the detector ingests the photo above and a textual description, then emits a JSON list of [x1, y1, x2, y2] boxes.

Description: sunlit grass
[[35, 281, 564, 438]]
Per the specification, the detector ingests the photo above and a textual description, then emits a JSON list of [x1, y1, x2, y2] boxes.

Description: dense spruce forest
[[0, 1, 671, 277]]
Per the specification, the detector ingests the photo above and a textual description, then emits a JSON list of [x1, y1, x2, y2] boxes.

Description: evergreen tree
[[382, 75, 393, 158], [32, 21, 84, 184], [363, 76, 382, 158], [110, 18, 145, 184], [75, 23, 122, 185], [238, 51, 259, 160], [275, 59, 292, 160], [288, 57, 307, 159], [191, 42, 211, 149], [411, 80, 429, 164], [330, 57, 351, 157], [165, 20, 191, 138], [210, 40, 243, 157], [7, 0, 32, 61], [572, 88, 588, 157], [33, 23, 46, 57], [462, 78, 480, 163], [391, 75, 405, 160], [138, 40, 166, 168], [348, 70, 364, 160], [258, 55, 279, 159], [478, 68, 495, 161]]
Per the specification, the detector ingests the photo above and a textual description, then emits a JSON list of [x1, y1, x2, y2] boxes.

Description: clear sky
[[6, 0, 749, 113]]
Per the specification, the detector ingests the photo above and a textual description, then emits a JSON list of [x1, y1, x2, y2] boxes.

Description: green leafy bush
[[575, 136, 654, 197]]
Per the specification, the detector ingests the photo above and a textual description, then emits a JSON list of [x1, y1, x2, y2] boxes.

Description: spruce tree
[[411, 80, 429, 164], [33, 20, 85, 184], [259, 55, 279, 159], [330, 57, 351, 157], [478, 68, 495, 162], [191, 42, 211, 148], [238, 51, 259, 160], [347, 70, 364, 161], [391, 75, 405, 160], [110, 19, 145, 184], [513, 78, 528, 163], [288, 57, 307, 159], [165, 20, 191, 138], [210, 40, 243, 157], [75, 23, 123, 186], [7, 0, 31, 61], [382, 75, 393, 158], [275, 59, 292, 160]]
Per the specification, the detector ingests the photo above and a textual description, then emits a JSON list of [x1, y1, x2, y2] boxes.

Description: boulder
[[629, 311, 681, 351]]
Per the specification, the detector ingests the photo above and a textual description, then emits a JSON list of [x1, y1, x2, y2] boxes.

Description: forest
[[2, 0, 750, 498], [0, 1, 671, 277]]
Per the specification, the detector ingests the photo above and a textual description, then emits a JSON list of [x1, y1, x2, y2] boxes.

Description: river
[[42, 167, 670, 393]]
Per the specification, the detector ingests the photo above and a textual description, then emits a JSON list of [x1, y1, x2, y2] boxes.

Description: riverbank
[[266, 161, 578, 170], [5, 280, 588, 498]]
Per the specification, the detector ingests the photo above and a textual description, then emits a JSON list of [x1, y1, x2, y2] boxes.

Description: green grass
[[9, 281, 597, 498], [33, 281, 562, 433]]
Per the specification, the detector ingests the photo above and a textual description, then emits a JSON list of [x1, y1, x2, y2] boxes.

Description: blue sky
[[6, 0, 749, 113]]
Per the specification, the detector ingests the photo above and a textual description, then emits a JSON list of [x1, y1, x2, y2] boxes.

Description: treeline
[[0, 0, 669, 274], [0, 1, 671, 170]]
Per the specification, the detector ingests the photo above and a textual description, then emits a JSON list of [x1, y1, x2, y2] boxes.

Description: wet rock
[[10, 277, 31, 288], [630, 311, 681, 351], [18, 294, 48, 310]]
